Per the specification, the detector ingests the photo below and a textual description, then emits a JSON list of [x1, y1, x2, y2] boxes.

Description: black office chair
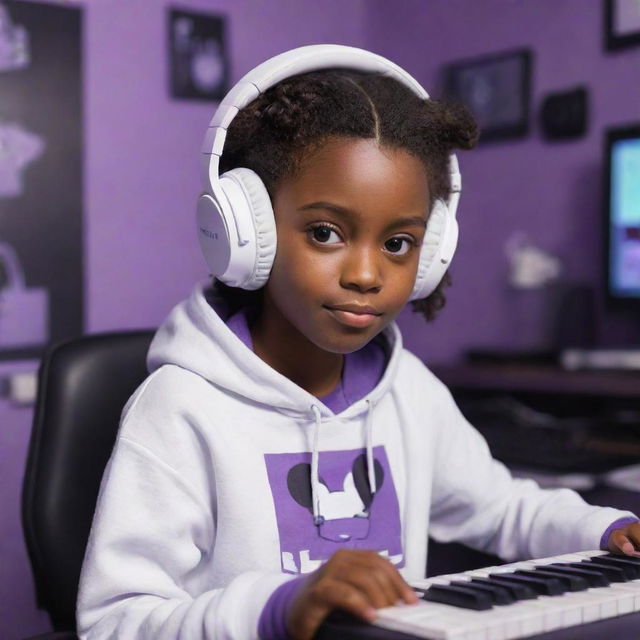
[[21, 330, 155, 639]]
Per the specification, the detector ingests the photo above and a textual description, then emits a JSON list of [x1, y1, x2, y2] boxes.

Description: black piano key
[[489, 572, 563, 596], [472, 577, 535, 601], [566, 561, 629, 582], [450, 580, 512, 605], [602, 552, 640, 565], [422, 584, 493, 611], [526, 568, 588, 591], [512, 571, 566, 595], [548, 563, 610, 587], [563, 561, 624, 583], [589, 555, 640, 579], [583, 560, 632, 582]]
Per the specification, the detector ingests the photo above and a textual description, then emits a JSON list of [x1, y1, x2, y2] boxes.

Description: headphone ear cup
[[218, 167, 277, 290], [410, 199, 458, 302]]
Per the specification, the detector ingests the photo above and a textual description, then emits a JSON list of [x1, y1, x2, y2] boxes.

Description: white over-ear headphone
[[197, 44, 462, 301]]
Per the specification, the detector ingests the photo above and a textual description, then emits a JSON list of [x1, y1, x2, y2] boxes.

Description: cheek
[[269, 234, 336, 296], [385, 251, 421, 297]]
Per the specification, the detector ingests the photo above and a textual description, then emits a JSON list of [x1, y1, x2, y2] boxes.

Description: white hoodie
[[76, 281, 635, 639]]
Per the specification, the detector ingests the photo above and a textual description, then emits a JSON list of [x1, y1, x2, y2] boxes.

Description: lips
[[324, 304, 382, 328]]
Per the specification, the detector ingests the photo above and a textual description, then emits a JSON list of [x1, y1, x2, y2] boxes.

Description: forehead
[[276, 137, 430, 216]]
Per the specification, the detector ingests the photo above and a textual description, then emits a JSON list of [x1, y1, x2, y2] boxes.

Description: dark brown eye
[[310, 225, 340, 244], [384, 237, 410, 255]]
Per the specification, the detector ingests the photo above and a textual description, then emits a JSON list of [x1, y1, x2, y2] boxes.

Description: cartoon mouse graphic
[[287, 453, 384, 543]]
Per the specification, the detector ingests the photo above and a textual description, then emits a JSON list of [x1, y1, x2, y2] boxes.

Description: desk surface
[[430, 362, 640, 398]]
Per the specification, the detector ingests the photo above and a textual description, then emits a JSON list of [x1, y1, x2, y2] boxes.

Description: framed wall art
[[168, 7, 229, 101], [444, 49, 532, 143], [605, 0, 640, 50], [0, 1, 83, 361]]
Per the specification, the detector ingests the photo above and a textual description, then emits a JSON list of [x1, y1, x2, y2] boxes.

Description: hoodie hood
[[147, 281, 403, 419]]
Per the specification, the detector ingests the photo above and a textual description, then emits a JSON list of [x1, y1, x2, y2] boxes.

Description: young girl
[[77, 45, 639, 640]]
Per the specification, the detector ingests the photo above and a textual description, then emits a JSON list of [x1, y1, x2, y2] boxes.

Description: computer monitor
[[604, 124, 640, 307]]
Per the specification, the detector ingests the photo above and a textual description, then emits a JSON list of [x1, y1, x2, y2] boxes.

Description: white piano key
[[379, 599, 535, 640], [547, 552, 608, 564], [426, 576, 467, 586], [479, 601, 543, 639], [569, 588, 617, 622], [527, 596, 569, 631], [411, 575, 462, 589], [376, 602, 489, 640], [465, 569, 500, 578], [595, 589, 623, 618], [606, 580, 640, 610], [555, 594, 583, 627], [379, 601, 454, 622], [575, 550, 608, 558], [393, 601, 545, 640]]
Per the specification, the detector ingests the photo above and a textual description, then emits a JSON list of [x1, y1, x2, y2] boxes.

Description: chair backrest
[[21, 330, 155, 631]]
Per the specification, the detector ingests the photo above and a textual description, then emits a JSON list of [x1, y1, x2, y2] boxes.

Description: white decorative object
[[0, 4, 29, 72], [0, 122, 45, 198], [0, 242, 49, 347], [506, 232, 562, 289]]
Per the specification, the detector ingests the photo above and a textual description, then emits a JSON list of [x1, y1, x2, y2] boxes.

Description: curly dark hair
[[210, 67, 478, 321]]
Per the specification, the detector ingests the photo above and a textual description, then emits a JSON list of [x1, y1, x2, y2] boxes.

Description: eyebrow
[[297, 201, 427, 229]]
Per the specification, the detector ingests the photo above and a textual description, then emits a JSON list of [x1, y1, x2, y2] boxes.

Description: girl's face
[[265, 136, 430, 354]]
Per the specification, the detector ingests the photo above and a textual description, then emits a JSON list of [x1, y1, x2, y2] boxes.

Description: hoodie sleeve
[[427, 380, 637, 561], [76, 423, 294, 639]]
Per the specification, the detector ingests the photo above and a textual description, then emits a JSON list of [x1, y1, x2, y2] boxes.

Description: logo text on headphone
[[199, 227, 219, 240]]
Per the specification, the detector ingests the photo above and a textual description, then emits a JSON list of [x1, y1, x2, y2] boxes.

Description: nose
[[339, 244, 383, 293]]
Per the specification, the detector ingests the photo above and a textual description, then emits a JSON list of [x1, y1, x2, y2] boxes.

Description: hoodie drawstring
[[310, 399, 377, 527], [365, 398, 377, 495], [310, 404, 324, 525]]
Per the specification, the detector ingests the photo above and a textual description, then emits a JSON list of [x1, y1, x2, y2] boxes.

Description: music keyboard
[[374, 550, 640, 640]]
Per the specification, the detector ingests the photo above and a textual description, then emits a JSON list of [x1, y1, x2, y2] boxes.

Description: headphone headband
[[200, 44, 460, 206]]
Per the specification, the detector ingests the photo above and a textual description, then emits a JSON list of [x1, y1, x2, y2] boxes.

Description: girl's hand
[[285, 549, 418, 640], [607, 521, 640, 556]]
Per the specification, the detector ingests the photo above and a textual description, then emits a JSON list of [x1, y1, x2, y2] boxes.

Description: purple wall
[[4, 0, 640, 636], [367, 0, 640, 363], [2, 0, 368, 636], [85, 0, 368, 332]]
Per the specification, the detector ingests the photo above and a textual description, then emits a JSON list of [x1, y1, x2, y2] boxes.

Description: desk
[[426, 361, 640, 475], [429, 362, 640, 399]]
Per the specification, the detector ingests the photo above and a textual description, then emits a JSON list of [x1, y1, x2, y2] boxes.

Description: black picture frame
[[605, 0, 640, 51], [0, 1, 83, 362], [443, 49, 532, 143], [167, 7, 229, 101]]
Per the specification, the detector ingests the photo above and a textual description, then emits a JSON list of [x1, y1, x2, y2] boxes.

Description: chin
[[312, 327, 383, 355]]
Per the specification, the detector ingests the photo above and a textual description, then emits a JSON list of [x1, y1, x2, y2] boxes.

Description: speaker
[[551, 283, 596, 349], [540, 87, 588, 140]]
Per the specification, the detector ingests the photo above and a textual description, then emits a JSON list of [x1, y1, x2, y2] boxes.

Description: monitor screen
[[606, 125, 640, 303]]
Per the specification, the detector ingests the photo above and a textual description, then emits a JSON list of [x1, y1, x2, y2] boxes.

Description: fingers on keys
[[286, 549, 417, 640], [609, 523, 640, 557]]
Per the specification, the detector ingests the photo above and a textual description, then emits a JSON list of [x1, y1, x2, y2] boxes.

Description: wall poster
[[443, 49, 532, 143], [168, 7, 229, 101], [0, 1, 83, 362]]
